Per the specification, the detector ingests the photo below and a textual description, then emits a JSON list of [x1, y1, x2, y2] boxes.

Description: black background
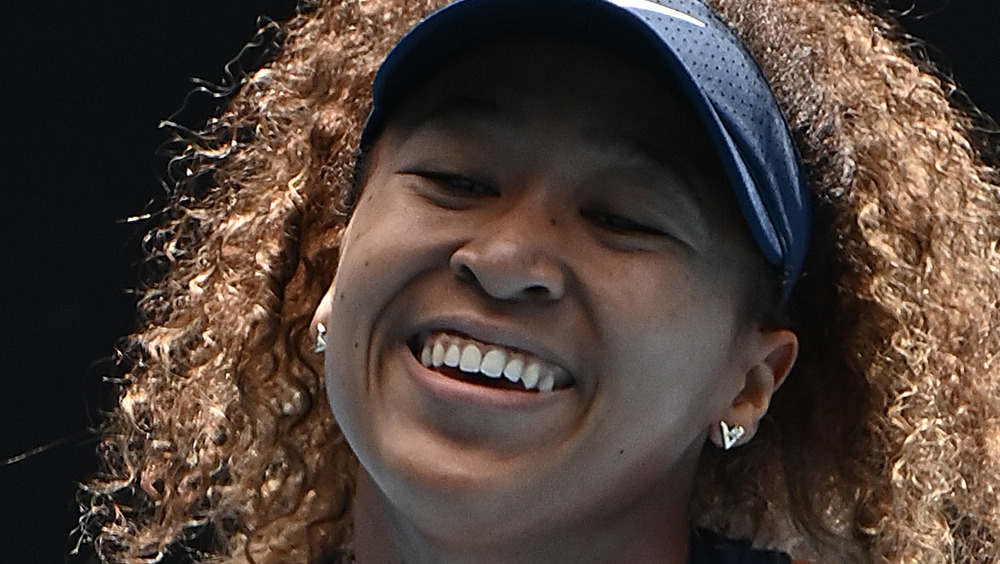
[[1, 1, 997, 562]]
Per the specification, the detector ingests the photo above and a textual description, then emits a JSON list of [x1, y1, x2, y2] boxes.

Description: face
[[315, 38, 781, 544]]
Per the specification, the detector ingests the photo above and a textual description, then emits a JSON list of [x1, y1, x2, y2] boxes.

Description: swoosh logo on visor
[[609, 0, 707, 27]]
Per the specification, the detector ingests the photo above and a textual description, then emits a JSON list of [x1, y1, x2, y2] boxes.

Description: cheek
[[320, 187, 454, 410], [612, 316, 730, 407], [321, 199, 397, 422], [327, 187, 413, 323], [590, 265, 743, 432]]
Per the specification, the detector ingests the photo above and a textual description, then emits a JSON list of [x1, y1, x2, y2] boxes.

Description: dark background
[[1, 1, 997, 562]]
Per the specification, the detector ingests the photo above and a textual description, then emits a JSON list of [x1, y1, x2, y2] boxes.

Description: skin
[[313, 38, 798, 563]]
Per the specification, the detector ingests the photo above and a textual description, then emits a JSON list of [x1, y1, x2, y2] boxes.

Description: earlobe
[[311, 284, 336, 337], [712, 329, 798, 449]]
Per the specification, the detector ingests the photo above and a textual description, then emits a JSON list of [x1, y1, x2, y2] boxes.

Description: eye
[[403, 169, 497, 197], [582, 210, 665, 236]]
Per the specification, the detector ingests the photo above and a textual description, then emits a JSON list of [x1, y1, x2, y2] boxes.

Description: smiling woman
[[314, 37, 796, 561], [79, 0, 1000, 563]]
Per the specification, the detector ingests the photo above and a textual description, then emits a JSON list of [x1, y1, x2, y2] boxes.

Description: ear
[[710, 329, 798, 449]]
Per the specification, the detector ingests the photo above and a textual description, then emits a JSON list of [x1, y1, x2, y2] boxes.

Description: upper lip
[[408, 315, 577, 383]]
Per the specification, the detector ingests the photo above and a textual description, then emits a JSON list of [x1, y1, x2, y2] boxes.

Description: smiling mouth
[[408, 332, 573, 393]]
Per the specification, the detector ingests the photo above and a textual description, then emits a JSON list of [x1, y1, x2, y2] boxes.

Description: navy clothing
[[689, 528, 792, 564], [326, 529, 792, 563]]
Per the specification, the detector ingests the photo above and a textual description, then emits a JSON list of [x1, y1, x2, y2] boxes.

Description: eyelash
[[582, 210, 665, 236], [406, 169, 667, 238], [406, 169, 497, 196]]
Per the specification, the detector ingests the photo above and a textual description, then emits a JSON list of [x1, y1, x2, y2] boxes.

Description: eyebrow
[[411, 96, 708, 188], [403, 96, 515, 134], [582, 128, 711, 230], [584, 128, 702, 188]]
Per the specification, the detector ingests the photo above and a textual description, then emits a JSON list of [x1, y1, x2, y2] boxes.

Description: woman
[[79, 0, 1000, 562]]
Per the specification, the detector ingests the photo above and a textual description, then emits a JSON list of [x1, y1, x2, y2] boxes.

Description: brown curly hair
[[78, 0, 1000, 562]]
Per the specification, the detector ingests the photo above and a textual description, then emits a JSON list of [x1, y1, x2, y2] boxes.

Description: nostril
[[454, 263, 478, 284], [523, 285, 551, 298]]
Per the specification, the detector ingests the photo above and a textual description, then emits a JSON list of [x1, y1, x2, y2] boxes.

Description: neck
[[352, 451, 699, 563]]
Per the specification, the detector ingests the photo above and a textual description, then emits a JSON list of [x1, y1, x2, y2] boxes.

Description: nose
[[449, 200, 567, 302]]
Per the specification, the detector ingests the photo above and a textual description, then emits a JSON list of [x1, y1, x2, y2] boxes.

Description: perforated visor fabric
[[363, 0, 810, 298]]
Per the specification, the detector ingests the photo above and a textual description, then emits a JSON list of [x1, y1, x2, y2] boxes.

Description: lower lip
[[404, 347, 563, 410]]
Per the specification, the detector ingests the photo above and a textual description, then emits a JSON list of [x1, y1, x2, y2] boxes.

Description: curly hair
[[78, 0, 1000, 562]]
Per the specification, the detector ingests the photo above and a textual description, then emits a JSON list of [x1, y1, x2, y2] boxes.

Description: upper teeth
[[419, 333, 562, 393]]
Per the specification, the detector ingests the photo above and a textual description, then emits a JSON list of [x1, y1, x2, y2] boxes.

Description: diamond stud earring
[[314, 323, 327, 354], [720, 420, 745, 450]]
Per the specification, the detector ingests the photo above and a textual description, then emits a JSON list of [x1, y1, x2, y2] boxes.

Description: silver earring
[[314, 323, 327, 354], [720, 421, 745, 451]]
